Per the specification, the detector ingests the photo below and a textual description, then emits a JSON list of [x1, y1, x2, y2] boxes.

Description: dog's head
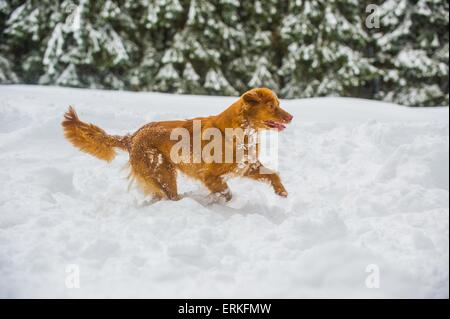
[[241, 88, 293, 131]]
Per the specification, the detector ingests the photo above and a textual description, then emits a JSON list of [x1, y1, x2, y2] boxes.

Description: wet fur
[[62, 88, 293, 202]]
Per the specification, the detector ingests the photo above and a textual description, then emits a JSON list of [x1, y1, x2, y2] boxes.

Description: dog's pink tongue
[[266, 120, 286, 131], [274, 122, 286, 131]]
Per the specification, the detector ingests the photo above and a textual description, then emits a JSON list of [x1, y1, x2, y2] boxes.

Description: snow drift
[[0, 85, 448, 298]]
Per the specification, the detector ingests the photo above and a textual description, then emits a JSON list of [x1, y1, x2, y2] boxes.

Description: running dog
[[62, 88, 293, 202]]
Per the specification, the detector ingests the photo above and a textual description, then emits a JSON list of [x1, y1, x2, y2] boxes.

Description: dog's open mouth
[[264, 120, 287, 131]]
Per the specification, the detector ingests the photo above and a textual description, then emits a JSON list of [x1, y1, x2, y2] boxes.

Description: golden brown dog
[[62, 88, 293, 202]]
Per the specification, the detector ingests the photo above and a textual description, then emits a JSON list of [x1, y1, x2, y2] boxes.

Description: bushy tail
[[62, 106, 130, 162]]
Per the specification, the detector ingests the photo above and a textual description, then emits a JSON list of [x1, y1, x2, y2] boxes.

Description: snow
[[0, 85, 448, 298], [183, 63, 200, 82], [204, 69, 237, 94]]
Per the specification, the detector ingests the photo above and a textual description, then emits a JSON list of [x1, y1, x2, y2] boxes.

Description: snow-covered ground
[[0, 85, 448, 298]]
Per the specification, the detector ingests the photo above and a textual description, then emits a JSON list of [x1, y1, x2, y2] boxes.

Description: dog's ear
[[242, 90, 261, 106]]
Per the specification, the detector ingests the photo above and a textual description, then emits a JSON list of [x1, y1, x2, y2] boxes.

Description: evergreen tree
[[38, 0, 136, 89], [239, 0, 281, 91], [0, 0, 18, 83], [280, 0, 380, 98], [0, 52, 19, 83], [375, 0, 449, 106], [179, 0, 240, 95], [248, 56, 279, 90], [180, 61, 201, 93], [2, 0, 59, 83], [0, 0, 448, 106], [135, 0, 186, 91], [153, 32, 184, 92]]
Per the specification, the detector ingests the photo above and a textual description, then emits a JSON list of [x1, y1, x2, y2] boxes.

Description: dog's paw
[[221, 189, 233, 202], [275, 189, 288, 198], [207, 190, 232, 205]]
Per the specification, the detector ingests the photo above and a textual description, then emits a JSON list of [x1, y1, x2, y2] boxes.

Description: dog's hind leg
[[130, 148, 179, 200], [200, 174, 232, 202]]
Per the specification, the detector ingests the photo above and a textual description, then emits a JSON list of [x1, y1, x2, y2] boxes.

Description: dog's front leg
[[244, 162, 288, 197]]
